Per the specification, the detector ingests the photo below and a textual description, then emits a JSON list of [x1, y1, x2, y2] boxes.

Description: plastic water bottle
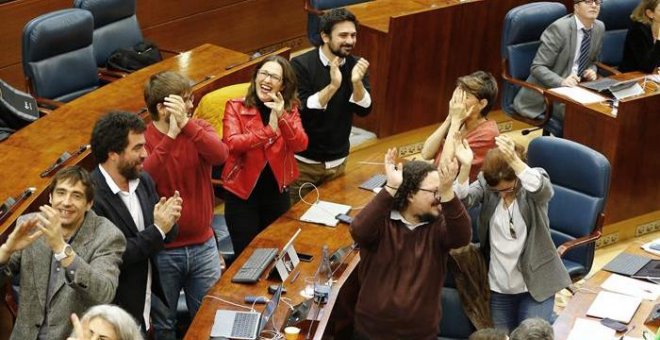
[[313, 245, 332, 304]]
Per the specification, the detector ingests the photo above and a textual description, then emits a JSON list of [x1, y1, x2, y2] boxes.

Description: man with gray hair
[[510, 318, 554, 340]]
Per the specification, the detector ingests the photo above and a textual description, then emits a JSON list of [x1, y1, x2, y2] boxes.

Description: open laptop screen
[[258, 284, 283, 333]]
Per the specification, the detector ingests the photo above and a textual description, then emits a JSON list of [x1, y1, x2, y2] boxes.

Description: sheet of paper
[[549, 86, 608, 104], [641, 239, 660, 257], [586, 290, 642, 324], [601, 273, 660, 300], [567, 318, 615, 340], [300, 200, 351, 227]]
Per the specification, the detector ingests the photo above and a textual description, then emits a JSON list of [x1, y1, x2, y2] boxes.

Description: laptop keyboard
[[231, 312, 260, 337], [359, 174, 387, 191], [602, 253, 650, 276], [231, 248, 278, 283]]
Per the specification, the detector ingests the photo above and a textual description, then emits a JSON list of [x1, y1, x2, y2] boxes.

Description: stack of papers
[[586, 291, 642, 323], [549, 86, 608, 104], [300, 200, 351, 227], [601, 274, 660, 301], [567, 318, 615, 340]]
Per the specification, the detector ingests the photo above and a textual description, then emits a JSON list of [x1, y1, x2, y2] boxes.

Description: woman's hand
[[264, 92, 285, 118]]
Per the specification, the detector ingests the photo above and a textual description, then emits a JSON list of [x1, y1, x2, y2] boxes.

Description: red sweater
[[350, 190, 471, 339], [144, 119, 228, 248]]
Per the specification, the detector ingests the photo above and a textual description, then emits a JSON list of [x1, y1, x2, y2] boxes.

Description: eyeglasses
[[488, 179, 518, 193], [418, 187, 440, 199], [576, 0, 602, 5], [257, 70, 283, 83]]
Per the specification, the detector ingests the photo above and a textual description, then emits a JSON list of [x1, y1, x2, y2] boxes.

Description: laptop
[[602, 253, 660, 280], [211, 285, 283, 339], [579, 77, 619, 93]]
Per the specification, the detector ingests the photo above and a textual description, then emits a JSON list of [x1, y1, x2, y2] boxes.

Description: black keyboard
[[359, 174, 387, 191], [231, 248, 278, 283]]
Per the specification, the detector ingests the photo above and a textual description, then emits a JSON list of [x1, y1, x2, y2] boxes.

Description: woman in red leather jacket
[[222, 55, 308, 256]]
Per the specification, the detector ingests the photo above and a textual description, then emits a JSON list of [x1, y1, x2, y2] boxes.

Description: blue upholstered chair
[[73, 0, 144, 68], [527, 137, 611, 282], [500, 2, 567, 137], [596, 0, 640, 73], [438, 287, 475, 340], [303, 0, 372, 47], [22, 9, 99, 102]]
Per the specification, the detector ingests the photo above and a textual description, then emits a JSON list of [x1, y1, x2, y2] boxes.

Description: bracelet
[[385, 185, 398, 190]]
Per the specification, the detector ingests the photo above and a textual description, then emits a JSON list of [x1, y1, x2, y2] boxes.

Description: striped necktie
[[577, 28, 592, 77]]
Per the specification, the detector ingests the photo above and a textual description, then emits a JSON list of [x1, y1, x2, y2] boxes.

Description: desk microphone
[[0, 187, 36, 224], [40, 144, 90, 178]]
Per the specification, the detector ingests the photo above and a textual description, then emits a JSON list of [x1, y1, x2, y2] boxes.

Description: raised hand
[[495, 135, 519, 164], [153, 191, 183, 233], [0, 218, 43, 263], [438, 158, 459, 192], [384, 148, 403, 191], [164, 95, 189, 127], [264, 92, 285, 118], [329, 57, 343, 88], [35, 205, 66, 253], [448, 88, 469, 122], [351, 58, 369, 83], [66, 313, 90, 340], [453, 133, 473, 167]]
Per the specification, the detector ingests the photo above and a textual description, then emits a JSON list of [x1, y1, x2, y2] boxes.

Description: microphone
[[0, 187, 36, 224], [40, 145, 90, 178]]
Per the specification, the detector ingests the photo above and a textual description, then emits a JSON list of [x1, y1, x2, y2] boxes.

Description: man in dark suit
[[89, 111, 182, 332], [0, 166, 125, 340], [513, 0, 604, 134]]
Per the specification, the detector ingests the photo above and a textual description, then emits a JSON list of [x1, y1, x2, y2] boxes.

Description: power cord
[[203, 295, 256, 312]]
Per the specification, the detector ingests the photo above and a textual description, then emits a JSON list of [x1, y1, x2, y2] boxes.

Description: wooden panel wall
[[0, 0, 307, 91]]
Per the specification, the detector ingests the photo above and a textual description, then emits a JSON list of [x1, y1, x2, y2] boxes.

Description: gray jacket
[[462, 168, 571, 301], [1, 210, 126, 340], [513, 14, 605, 119]]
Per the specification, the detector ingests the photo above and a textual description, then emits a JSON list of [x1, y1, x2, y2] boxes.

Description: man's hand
[[35, 205, 67, 253], [329, 57, 342, 89], [453, 133, 473, 167], [167, 111, 182, 139], [438, 158, 459, 201], [383, 148, 403, 196], [0, 218, 43, 264], [164, 95, 189, 133], [561, 74, 580, 87], [582, 69, 597, 82], [264, 92, 285, 119], [153, 191, 183, 234], [351, 58, 369, 83], [66, 313, 90, 340]]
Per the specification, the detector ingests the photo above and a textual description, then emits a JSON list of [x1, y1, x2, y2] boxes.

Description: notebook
[[211, 285, 283, 339], [586, 290, 641, 324], [300, 200, 351, 227], [602, 253, 660, 280]]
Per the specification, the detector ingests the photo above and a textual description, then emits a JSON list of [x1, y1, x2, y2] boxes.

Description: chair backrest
[[0, 79, 39, 130], [73, 0, 144, 67], [527, 137, 611, 277], [22, 9, 99, 102], [500, 2, 566, 115], [306, 0, 371, 47], [597, 0, 639, 66], [438, 287, 475, 339], [193, 82, 250, 139]]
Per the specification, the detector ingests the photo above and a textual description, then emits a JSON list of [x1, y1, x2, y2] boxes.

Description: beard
[[118, 159, 141, 180], [416, 212, 438, 223], [329, 43, 354, 58]]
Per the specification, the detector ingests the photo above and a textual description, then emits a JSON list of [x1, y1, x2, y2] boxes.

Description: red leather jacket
[[221, 99, 308, 200]]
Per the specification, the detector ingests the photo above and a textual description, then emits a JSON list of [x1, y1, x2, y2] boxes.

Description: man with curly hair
[[349, 149, 472, 339]]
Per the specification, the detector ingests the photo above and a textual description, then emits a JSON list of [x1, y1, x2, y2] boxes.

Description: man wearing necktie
[[513, 0, 605, 136]]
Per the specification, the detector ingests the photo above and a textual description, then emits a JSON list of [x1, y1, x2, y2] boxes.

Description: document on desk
[[586, 291, 642, 323], [567, 318, 615, 340], [300, 200, 351, 227], [641, 238, 660, 256], [549, 86, 608, 104], [601, 273, 660, 300]]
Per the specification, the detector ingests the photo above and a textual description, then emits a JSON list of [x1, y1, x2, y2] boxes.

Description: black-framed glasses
[[488, 179, 518, 193], [257, 69, 283, 83], [575, 0, 602, 5], [418, 187, 440, 199]]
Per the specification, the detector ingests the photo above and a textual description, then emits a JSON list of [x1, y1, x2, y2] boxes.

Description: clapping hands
[[153, 191, 183, 234]]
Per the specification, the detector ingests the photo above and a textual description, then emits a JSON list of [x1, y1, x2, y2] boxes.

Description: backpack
[[107, 41, 163, 72]]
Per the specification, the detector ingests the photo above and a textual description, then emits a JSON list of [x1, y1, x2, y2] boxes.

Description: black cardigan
[[620, 21, 660, 73]]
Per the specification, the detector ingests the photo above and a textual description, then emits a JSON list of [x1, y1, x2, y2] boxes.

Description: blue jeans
[[152, 237, 221, 339], [490, 291, 554, 333]]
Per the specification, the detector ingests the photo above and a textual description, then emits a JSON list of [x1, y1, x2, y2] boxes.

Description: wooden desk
[[0, 44, 294, 236], [554, 244, 660, 339], [545, 74, 660, 224], [346, 0, 532, 137]]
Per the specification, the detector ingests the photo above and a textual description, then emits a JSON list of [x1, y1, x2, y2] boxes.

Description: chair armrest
[[98, 68, 128, 79], [160, 48, 182, 56], [35, 97, 63, 111], [501, 59, 554, 128], [303, 0, 325, 16], [557, 213, 605, 257], [595, 62, 621, 77]]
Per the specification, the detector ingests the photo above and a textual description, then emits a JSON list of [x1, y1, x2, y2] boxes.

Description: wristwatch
[[54, 244, 74, 262]]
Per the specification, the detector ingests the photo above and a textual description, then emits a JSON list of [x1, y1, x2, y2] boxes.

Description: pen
[[290, 270, 300, 284]]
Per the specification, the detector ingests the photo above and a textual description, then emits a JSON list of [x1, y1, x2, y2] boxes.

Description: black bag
[[107, 41, 163, 72], [0, 79, 39, 131]]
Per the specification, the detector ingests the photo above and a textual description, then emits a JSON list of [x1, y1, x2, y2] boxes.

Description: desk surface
[[554, 244, 660, 339], [0, 44, 249, 234]]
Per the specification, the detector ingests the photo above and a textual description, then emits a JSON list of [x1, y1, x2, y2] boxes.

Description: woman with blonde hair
[[620, 0, 660, 73]]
